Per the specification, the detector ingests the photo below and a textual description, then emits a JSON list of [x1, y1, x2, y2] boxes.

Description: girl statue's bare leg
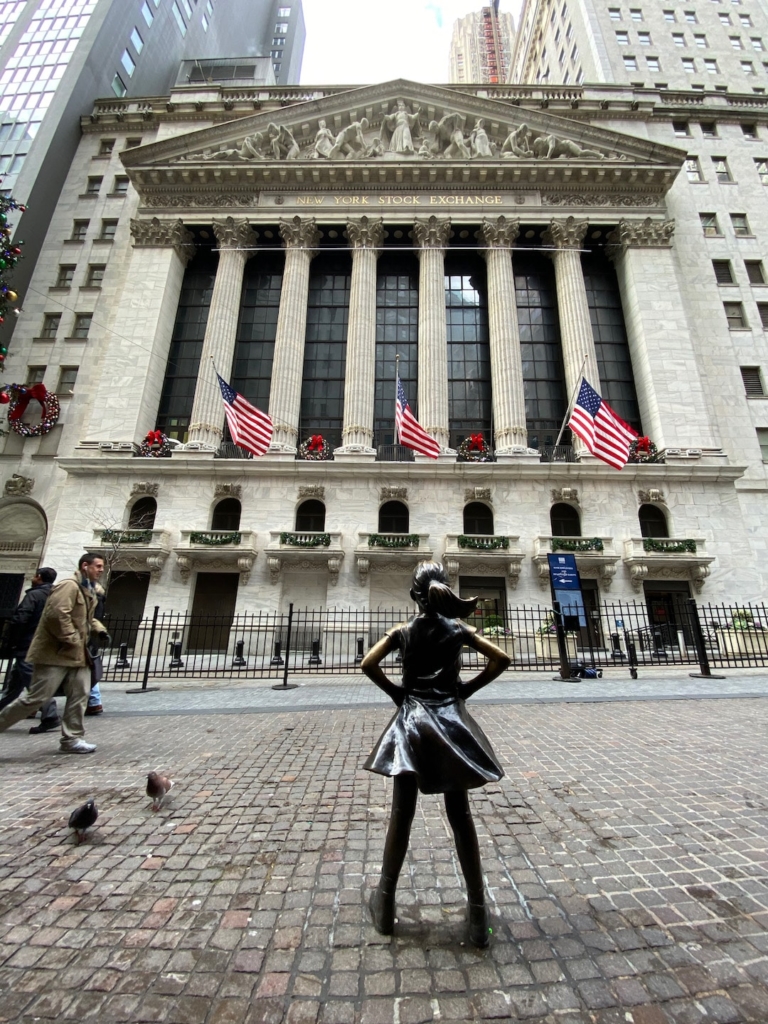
[[369, 775, 418, 934], [444, 790, 490, 948]]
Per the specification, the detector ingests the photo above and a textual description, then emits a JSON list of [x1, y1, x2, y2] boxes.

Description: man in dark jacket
[[0, 568, 59, 730]]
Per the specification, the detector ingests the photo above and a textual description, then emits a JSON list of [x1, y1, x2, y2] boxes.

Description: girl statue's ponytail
[[410, 561, 478, 618]]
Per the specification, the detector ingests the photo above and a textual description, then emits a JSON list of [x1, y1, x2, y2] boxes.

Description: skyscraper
[[449, 3, 515, 84]]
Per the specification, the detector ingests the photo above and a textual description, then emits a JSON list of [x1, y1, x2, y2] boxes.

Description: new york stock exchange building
[[1, 75, 766, 631]]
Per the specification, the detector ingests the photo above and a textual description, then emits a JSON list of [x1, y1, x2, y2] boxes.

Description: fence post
[[232, 639, 246, 668], [126, 606, 161, 694], [355, 637, 364, 663], [688, 598, 725, 679], [552, 601, 573, 681], [115, 643, 130, 669], [272, 603, 298, 690], [270, 640, 284, 666]]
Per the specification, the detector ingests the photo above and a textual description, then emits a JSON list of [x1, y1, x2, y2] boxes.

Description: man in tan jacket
[[0, 553, 110, 753]]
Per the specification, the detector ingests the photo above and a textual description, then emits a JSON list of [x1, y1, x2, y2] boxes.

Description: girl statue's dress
[[362, 561, 511, 949]]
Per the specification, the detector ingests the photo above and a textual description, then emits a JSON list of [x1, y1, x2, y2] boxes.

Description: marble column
[[187, 217, 257, 449], [80, 218, 195, 445], [335, 216, 383, 459], [413, 216, 452, 453], [542, 216, 600, 455], [479, 216, 529, 454], [606, 217, 720, 450], [267, 216, 321, 453]]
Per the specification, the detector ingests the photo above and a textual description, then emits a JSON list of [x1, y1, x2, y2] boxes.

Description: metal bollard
[[610, 633, 625, 661], [653, 629, 668, 658], [355, 637, 364, 663], [232, 639, 246, 668], [270, 640, 284, 666], [115, 642, 130, 669], [168, 639, 184, 669], [627, 638, 638, 680], [308, 639, 322, 666]]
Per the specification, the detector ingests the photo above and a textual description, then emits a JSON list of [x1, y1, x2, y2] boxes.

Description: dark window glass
[[231, 254, 283, 417], [128, 497, 157, 529], [515, 254, 567, 448], [638, 503, 669, 538], [295, 500, 325, 532], [156, 249, 214, 440], [445, 254, 491, 449], [299, 254, 350, 447], [583, 254, 641, 431], [211, 498, 241, 531], [375, 253, 419, 446], [463, 502, 494, 535], [551, 502, 581, 536], [378, 501, 409, 533]]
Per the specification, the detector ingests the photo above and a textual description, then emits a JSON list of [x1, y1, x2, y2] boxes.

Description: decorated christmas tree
[[0, 184, 24, 369]]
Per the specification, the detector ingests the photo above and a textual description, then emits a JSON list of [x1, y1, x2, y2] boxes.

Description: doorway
[[459, 576, 507, 632], [643, 581, 692, 648], [578, 579, 603, 652], [105, 572, 151, 648], [189, 573, 239, 651]]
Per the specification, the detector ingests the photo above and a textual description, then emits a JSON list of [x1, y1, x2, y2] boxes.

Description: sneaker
[[85, 705, 103, 716], [29, 719, 61, 734], [59, 740, 96, 754]]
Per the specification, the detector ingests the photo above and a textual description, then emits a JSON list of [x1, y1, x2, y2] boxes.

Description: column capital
[[130, 217, 195, 265], [542, 216, 588, 250], [413, 215, 451, 252], [279, 215, 321, 253], [605, 216, 676, 260], [346, 215, 384, 250], [478, 216, 520, 258], [213, 216, 258, 251]]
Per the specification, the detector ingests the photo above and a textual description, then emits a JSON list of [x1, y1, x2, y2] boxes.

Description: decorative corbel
[[638, 488, 664, 503], [131, 481, 159, 497], [444, 558, 460, 586], [507, 561, 522, 589], [357, 556, 370, 584], [299, 485, 325, 499], [177, 554, 192, 582], [381, 486, 407, 501], [146, 554, 167, 583], [692, 565, 710, 593], [215, 483, 242, 500], [327, 556, 342, 586], [552, 487, 578, 503], [537, 561, 550, 588], [268, 556, 281, 585], [630, 564, 648, 591], [599, 563, 617, 588], [238, 554, 254, 585], [465, 487, 491, 502]]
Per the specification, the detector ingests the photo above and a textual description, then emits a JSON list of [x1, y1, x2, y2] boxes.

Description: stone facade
[[0, 77, 765, 615]]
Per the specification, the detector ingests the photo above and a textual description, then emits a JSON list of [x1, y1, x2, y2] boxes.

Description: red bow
[[8, 383, 47, 422], [468, 433, 485, 451], [145, 430, 164, 445], [636, 436, 651, 453], [308, 434, 324, 451]]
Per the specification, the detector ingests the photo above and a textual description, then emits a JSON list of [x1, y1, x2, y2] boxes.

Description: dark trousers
[[0, 658, 59, 723]]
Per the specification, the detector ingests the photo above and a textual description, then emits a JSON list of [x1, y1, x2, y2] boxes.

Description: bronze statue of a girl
[[361, 561, 511, 948]]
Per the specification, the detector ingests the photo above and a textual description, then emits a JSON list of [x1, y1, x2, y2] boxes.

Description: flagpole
[[394, 352, 400, 446], [554, 353, 589, 448]]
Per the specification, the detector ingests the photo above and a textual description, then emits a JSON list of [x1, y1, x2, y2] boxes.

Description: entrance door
[[643, 581, 692, 649], [105, 572, 151, 648], [579, 580, 603, 652], [459, 576, 507, 632], [189, 573, 239, 651]]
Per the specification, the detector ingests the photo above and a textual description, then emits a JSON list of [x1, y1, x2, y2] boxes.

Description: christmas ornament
[[457, 433, 493, 462], [140, 429, 173, 458], [0, 179, 26, 377], [6, 382, 60, 437], [628, 436, 661, 463], [298, 433, 333, 460]]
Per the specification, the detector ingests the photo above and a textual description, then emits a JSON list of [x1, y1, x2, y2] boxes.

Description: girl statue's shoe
[[368, 885, 395, 935], [468, 901, 490, 949]]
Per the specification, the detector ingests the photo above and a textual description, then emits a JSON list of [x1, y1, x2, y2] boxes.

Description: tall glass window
[[445, 253, 491, 448], [374, 253, 419, 446], [231, 254, 283, 412], [583, 254, 641, 431], [156, 251, 215, 440], [515, 255, 567, 449], [299, 254, 350, 447]]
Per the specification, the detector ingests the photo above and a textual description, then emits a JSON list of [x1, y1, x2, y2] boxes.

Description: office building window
[[57, 367, 78, 395], [630, 8, 643, 20], [694, 34, 708, 46], [100, 220, 118, 240], [704, 58, 718, 72], [125, 137, 143, 149], [672, 33, 685, 46], [516, 256, 566, 446], [202, 13, 208, 30], [724, 301, 747, 328], [277, 7, 291, 16], [647, 56, 660, 70], [112, 74, 127, 98], [71, 220, 89, 241], [99, 139, 114, 156], [616, 31, 629, 44], [55, 266, 75, 288], [685, 158, 703, 181], [700, 212, 720, 235], [663, 9, 676, 21], [231, 255, 283, 418], [757, 428, 768, 460], [752, 38, 764, 51], [27, 366, 46, 385], [609, 7, 621, 18], [685, 10, 698, 22], [141, 1, 154, 26], [121, 50, 136, 77], [624, 55, 638, 69], [700, 121, 717, 137], [72, 314, 92, 339], [85, 176, 102, 195], [275, 21, 288, 32], [741, 367, 765, 397], [719, 13, 731, 26], [130, 27, 144, 53], [740, 14, 753, 27], [180, 0, 192, 15], [172, 1, 187, 34], [713, 157, 732, 181], [746, 261, 765, 284], [86, 265, 106, 287], [742, 123, 758, 138], [742, 61, 755, 74], [731, 213, 751, 235], [756, 159, 768, 183], [374, 255, 419, 445], [40, 314, 60, 338], [673, 121, 690, 136], [638, 31, 651, 44], [759, 303, 768, 328], [112, 176, 130, 195], [730, 36, 743, 48], [712, 260, 734, 284], [682, 57, 695, 71], [445, 255, 492, 448]]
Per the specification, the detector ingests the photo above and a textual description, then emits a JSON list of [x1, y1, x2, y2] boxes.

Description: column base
[[333, 448, 377, 462], [414, 451, 456, 464], [263, 446, 297, 461], [495, 448, 541, 464], [171, 445, 215, 460]]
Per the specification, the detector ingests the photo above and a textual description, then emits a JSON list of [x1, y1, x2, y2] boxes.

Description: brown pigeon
[[69, 799, 98, 843], [147, 772, 173, 811]]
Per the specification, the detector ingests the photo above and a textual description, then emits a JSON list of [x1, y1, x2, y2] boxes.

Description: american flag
[[395, 376, 440, 459], [217, 373, 273, 457], [568, 378, 637, 470]]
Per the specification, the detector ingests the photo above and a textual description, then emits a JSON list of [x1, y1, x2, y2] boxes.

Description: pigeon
[[68, 799, 98, 843], [147, 772, 174, 812]]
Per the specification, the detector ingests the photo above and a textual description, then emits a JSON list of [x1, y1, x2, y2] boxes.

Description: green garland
[[368, 533, 420, 549], [190, 531, 241, 546], [281, 532, 331, 547], [458, 535, 509, 550], [101, 529, 151, 544], [643, 538, 696, 554], [552, 537, 604, 552]]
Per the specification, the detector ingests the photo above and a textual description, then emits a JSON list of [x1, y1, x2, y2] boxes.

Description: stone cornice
[[279, 215, 321, 251], [478, 215, 520, 250], [346, 216, 384, 249], [605, 217, 676, 256], [129, 217, 195, 264], [541, 216, 588, 250], [413, 216, 451, 250], [212, 216, 258, 250]]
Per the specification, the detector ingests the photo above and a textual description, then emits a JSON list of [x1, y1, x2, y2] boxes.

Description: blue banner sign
[[548, 553, 587, 628]]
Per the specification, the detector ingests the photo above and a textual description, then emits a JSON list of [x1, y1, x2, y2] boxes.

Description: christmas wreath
[[2, 382, 60, 437], [457, 433, 493, 462], [140, 429, 173, 458], [628, 436, 661, 463], [298, 434, 332, 460]]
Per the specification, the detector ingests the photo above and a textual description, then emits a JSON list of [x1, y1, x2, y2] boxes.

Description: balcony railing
[[214, 442, 252, 460], [539, 445, 575, 463], [377, 444, 415, 462]]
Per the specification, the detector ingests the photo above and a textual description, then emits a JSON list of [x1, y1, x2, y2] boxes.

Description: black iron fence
[[2, 600, 767, 689]]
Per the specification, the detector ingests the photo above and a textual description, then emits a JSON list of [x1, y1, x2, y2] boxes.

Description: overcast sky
[[299, 0, 524, 85]]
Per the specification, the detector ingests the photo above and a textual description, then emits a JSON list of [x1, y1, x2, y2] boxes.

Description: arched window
[[128, 497, 156, 530], [638, 503, 669, 538], [211, 498, 241, 531], [296, 499, 325, 532], [463, 502, 494, 535], [379, 501, 409, 533], [550, 502, 581, 537]]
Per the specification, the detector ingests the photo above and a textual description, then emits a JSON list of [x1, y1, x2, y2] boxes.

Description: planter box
[[716, 628, 768, 657], [534, 633, 578, 660]]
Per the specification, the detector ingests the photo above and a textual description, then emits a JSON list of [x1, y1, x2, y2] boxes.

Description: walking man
[[0, 553, 110, 753], [0, 567, 60, 731]]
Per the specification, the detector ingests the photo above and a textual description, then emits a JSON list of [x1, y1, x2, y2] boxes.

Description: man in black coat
[[0, 568, 60, 731]]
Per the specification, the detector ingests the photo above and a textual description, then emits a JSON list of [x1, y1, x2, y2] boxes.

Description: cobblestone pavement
[[1, 694, 768, 1023]]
